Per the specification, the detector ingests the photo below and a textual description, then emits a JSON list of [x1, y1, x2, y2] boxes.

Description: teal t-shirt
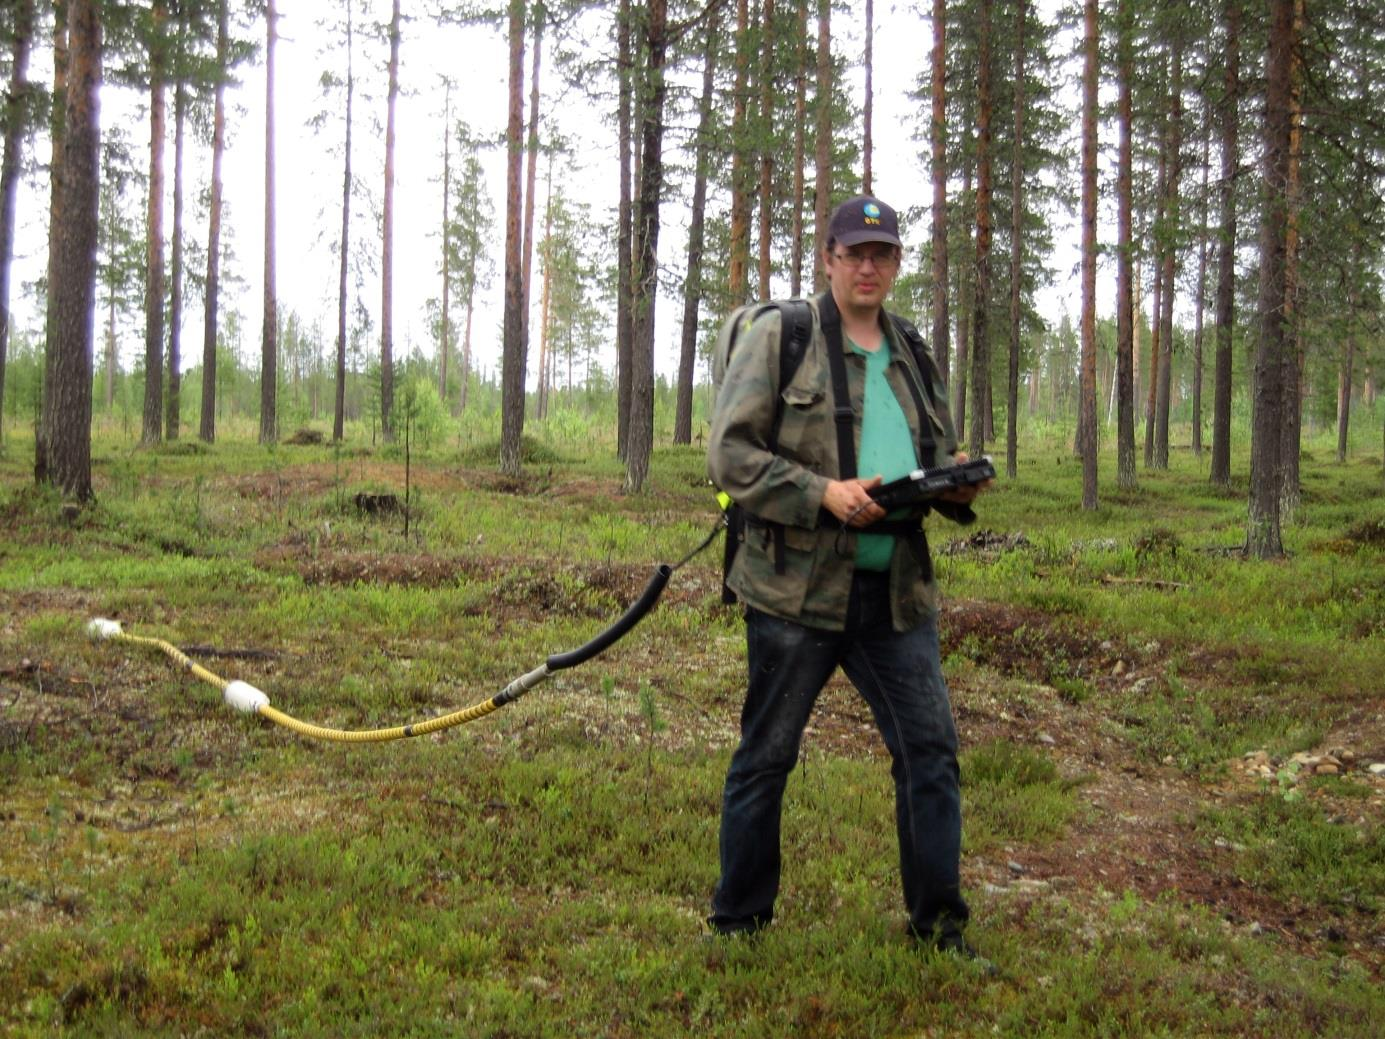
[[852, 334, 919, 571]]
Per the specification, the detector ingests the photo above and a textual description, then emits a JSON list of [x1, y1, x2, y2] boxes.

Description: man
[[707, 195, 987, 959]]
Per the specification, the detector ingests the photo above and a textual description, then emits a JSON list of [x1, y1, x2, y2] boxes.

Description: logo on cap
[[864, 203, 881, 218]]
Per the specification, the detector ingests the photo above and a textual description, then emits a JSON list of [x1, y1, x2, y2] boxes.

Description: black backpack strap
[[815, 291, 857, 481], [887, 311, 941, 465]]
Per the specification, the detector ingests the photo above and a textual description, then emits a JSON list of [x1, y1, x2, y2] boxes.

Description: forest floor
[[2, 436, 1383, 1035]]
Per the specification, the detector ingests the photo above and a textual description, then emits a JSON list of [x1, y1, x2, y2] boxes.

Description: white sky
[[10, 0, 1097, 385]]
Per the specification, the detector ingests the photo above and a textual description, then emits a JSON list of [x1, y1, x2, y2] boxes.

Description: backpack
[[709, 294, 940, 604]]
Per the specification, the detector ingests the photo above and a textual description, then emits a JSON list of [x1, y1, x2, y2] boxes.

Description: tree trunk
[[379, 0, 400, 442], [1115, 0, 1135, 488], [259, 0, 278, 445], [1143, 49, 1167, 470], [1210, 0, 1239, 487], [461, 283, 474, 412], [675, 9, 719, 445], [331, 1, 352, 443], [929, 0, 948, 386], [790, 0, 807, 296], [1336, 326, 1354, 464], [758, 0, 775, 301], [615, 0, 633, 458], [1078, 0, 1099, 510], [729, 0, 750, 301], [1153, 35, 1182, 470], [626, 0, 668, 493], [1190, 111, 1210, 458], [39, 0, 100, 501], [968, 0, 993, 458], [812, 0, 830, 291], [1277, 0, 1305, 520], [166, 67, 185, 440], [200, 0, 228, 443], [36, 7, 67, 483], [142, 1, 167, 446], [953, 155, 972, 434], [1246, 0, 1294, 559], [500, 0, 527, 476], [536, 156, 553, 420], [520, 5, 543, 381], [439, 80, 451, 406], [862, 0, 872, 194], [1005, 0, 1025, 480], [0, 0, 34, 447]]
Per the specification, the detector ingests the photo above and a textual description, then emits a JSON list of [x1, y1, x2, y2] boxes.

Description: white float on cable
[[223, 680, 270, 714]]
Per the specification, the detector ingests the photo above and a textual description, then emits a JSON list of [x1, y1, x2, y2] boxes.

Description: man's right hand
[[823, 476, 885, 527]]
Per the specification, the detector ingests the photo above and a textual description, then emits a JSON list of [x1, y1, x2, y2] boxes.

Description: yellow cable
[[95, 623, 538, 743]]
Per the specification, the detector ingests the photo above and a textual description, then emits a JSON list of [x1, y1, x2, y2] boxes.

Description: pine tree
[[0, 0, 35, 447]]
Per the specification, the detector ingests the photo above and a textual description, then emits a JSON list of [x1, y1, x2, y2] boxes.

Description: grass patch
[[1196, 797, 1385, 915]]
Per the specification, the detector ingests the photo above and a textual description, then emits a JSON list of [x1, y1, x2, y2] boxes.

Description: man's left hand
[[938, 452, 994, 505]]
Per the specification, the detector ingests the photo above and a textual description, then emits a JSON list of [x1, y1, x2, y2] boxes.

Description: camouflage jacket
[[708, 294, 973, 632]]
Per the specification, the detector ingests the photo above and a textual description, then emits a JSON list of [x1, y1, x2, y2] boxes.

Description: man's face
[[824, 241, 901, 311]]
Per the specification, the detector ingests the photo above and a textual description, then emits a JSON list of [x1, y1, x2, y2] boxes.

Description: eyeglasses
[[831, 249, 900, 271]]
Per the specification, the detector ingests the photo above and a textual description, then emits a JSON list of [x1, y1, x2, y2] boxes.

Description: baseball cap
[[828, 196, 902, 249]]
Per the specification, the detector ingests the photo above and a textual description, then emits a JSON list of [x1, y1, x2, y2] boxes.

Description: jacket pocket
[[730, 521, 813, 619]]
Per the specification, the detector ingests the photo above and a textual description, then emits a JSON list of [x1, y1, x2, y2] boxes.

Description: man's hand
[[937, 451, 994, 505], [823, 475, 885, 527]]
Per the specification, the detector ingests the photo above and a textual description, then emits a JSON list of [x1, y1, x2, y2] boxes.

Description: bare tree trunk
[[626, 0, 668, 493], [615, 0, 633, 458], [757, 0, 775, 301], [1115, 0, 1135, 488], [812, 0, 830, 291], [676, 9, 719, 445], [1277, 0, 1305, 520], [142, 1, 167, 446], [968, 0, 993, 458], [259, 0, 278, 445], [1153, 35, 1182, 470], [1079, 0, 1099, 510], [536, 155, 553, 420], [1246, 0, 1294, 558], [953, 155, 972, 433], [1191, 111, 1210, 458], [331, 1, 352, 443], [379, 0, 400, 442], [729, 0, 750, 301], [166, 67, 185, 440], [461, 284, 474, 412], [929, 0, 948, 385], [439, 79, 451, 405], [520, 5, 544, 382], [200, 0, 227, 443], [1005, 0, 1025, 480], [39, 0, 100, 501], [790, 0, 807, 296], [0, 0, 35, 446], [1143, 50, 1167, 470], [36, 7, 68, 482], [1337, 320, 1355, 464], [500, 0, 527, 475], [862, 0, 872, 194], [1210, 0, 1239, 487]]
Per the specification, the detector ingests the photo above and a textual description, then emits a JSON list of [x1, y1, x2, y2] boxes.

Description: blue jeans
[[710, 570, 968, 939]]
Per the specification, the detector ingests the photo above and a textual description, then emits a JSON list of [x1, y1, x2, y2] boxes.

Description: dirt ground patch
[[781, 598, 1385, 973]]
